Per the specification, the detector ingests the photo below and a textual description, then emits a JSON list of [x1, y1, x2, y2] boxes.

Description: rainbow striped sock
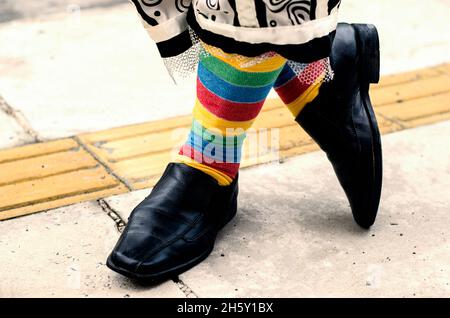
[[177, 46, 286, 185], [274, 61, 327, 118]]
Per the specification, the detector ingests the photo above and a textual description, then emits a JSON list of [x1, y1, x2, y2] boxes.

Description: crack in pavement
[[97, 198, 126, 233], [0, 94, 41, 142], [174, 278, 199, 298], [73, 135, 134, 192], [96, 197, 199, 297]]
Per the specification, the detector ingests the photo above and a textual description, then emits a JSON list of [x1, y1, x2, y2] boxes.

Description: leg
[[273, 23, 383, 229], [177, 44, 287, 185]]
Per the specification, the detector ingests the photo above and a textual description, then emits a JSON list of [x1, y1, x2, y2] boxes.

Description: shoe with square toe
[[296, 23, 382, 229], [106, 163, 238, 283]]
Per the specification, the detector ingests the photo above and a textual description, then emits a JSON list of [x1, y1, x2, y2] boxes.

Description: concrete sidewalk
[[1, 121, 449, 297]]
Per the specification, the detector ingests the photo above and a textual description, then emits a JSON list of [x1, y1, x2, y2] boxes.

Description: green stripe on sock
[[200, 55, 282, 88]]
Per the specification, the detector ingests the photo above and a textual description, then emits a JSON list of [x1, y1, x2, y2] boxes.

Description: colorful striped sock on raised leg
[[177, 46, 286, 185]]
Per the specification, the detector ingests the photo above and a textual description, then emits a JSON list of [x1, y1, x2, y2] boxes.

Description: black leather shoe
[[106, 163, 238, 282], [296, 23, 382, 229]]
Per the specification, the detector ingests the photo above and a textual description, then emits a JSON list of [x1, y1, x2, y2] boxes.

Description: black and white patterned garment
[[130, 0, 341, 81]]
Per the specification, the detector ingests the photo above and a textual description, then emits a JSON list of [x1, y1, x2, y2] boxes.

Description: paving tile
[[407, 112, 450, 129], [0, 139, 127, 220], [377, 92, 450, 125], [371, 75, 450, 107], [375, 66, 443, 88], [0, 139, 77, 162], [0, 146, 98, 185], [0, 201, 185, 297]]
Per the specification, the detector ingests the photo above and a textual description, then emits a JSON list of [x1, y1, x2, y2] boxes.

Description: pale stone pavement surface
[[107, 121, 450, 297], [1, 121, 449, 297], [0, 0, 449, 297]]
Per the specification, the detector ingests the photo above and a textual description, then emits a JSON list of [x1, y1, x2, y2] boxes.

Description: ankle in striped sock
[[274, 61, 327, 118]]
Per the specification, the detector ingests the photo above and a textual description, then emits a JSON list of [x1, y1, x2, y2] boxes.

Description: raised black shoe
[[107, 163, 238, 282], [296, 23, 382, 229]]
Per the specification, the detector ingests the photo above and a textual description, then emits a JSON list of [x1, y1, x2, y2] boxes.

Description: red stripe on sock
[[179, 145, 240, 178], [274, 63, 322, 105], [274, 77, 309, 105], [197, 78, 265, 122]]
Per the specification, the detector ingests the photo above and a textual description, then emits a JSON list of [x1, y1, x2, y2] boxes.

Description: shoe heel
[[217, 185, 238, 230], [353, 23, 381, 84]]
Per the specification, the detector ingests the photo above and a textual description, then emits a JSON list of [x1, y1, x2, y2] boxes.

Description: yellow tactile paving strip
[[1, 64, 449, 220]]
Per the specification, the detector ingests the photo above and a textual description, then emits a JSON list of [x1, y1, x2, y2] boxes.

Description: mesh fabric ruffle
[[162, 28, 334, 85]]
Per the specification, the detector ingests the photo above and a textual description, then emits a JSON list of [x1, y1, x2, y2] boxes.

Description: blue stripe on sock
[[273, 64, 297, 88], [198, 62, 273, 103], [186, 131, 242, 163]]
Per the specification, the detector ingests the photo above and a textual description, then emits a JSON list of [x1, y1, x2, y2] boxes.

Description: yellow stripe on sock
[[174, 156, 233, 186], [193, 99, 255, 134], [202, 42, 287, 73], [286, 74, 325, 118]]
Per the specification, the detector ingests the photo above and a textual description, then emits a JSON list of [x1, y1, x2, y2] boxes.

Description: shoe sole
[[106, 243, 215, 283], [106, 205, 237, 284], [352, 23, 383, 228]]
